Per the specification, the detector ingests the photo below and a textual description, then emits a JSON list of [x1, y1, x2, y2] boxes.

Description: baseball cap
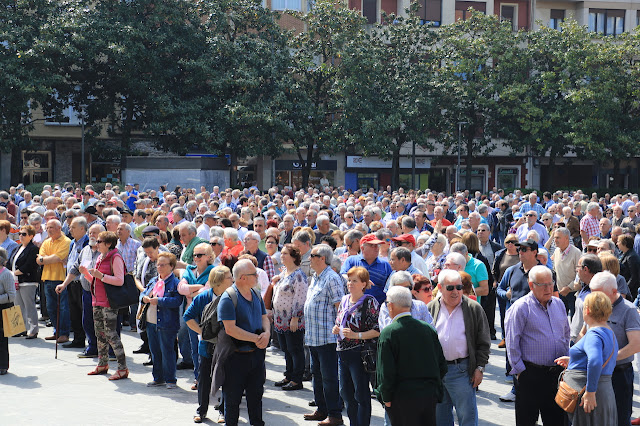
[[360, 234, 384, 245], [142, 226, 160, 235], [391, 234, 416, 245], [515, 239, 538, 251], [83, 205, 98, 215]]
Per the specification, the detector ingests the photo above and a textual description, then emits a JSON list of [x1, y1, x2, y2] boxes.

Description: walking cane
[[55, 292, 60, 360]]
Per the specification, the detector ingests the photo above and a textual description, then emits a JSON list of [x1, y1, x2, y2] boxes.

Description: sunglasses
[[18, 232, 28, 236], [587, 248, 597, 253], [505, 241, 516, 245], [193, 253, 207, 258], [445, 284, 463, 291], [310, 253, 322, 258], [209, 242, 221, 246], [96, 240, 104, 244], [526, 214, 536, 217], [420, 286, 433, 293], [517, 247, 531, 253]]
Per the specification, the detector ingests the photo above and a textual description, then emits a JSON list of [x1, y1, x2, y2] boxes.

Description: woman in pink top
[[81, 231, 128, 380]]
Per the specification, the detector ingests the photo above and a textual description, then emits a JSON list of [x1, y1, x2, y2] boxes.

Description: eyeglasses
[[193, 253, 207, 258], [210, 242, 221, 246], [242, 273, 257, 278], [420, 286, 433, 293], [517, 247, 531, 253], [445, 284, 464, 291], [310, 253, 322, 258], [525, 214, 536, 217], [96, 240, 104, 244], [586, 248, 597, 253], [532, 281, 554, 288]]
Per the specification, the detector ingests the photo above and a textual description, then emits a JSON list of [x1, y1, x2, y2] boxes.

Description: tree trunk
[[545, 153, 556, 192], [302, 140, 314, 189], [612, 158, 620, 189], [465, 127, 474, 191], [391, 146, 401, 189]]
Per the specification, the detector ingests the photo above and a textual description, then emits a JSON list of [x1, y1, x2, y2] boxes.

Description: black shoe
[[274, 378, 290, 387], [491, 334, 497, 340], [0, 369, 7, 375], [302, 372, 312, 381], [14, 332, 27, 337], [282, 382, 303, 391], [63, 341, 85, 349], [177, 361, 194, 370], [143, 357, 154, 366], [45, 321, 52, 327], [78, 350, 98, 358], [133, 345, 150, 354], [308, 400, 317, 407], [122, 320, 130, 327]]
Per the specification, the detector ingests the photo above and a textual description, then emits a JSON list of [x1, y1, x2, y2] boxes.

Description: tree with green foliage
[[335, 6, 440, 189], [437, 11, 522, 190], [497, 20, 594, 190], [281, 0, 367, 188], [567, 32, 640, 187]]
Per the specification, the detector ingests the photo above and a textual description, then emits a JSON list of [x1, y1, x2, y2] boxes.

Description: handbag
[[555, 341, 615, 413], [338, 294, 378, 374], [2, 304, 26, 338], [136, 302, 150, 331], [96, 254, 139, 310]]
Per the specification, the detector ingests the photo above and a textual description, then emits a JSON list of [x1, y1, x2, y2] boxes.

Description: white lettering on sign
[[347, 156, 431, 169]]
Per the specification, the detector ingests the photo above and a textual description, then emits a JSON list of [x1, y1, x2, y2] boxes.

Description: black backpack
[[200, 286, 260, 343]]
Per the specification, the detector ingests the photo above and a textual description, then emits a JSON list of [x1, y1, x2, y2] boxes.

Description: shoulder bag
[[555, 339, 615, 413], [99, 254, 139, 310]]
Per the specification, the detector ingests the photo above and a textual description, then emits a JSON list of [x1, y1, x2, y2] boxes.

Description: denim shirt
[[141, 272, 183, 332]]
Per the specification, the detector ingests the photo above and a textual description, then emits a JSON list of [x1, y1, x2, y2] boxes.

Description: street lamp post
[[80, 106, 86, 186], [456, 121, 468, 192]]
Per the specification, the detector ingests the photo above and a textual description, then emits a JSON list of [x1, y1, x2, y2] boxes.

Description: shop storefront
[[345, 156, 448, 191], [274, 160, 337, 189]]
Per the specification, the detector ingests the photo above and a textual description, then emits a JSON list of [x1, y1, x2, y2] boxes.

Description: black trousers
[[514, 363, 566, 426], [197, 355, 213, 417], [387, 395, 437, 426], [39, 281, 48, 318], [68, 281, 85, 343], [481, 286, 497, 337], [0, 302, 12, 370]]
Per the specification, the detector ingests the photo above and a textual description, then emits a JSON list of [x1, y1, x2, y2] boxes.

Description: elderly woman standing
[[142, 252, 183, 389], [83, 231, 129, 380], [178, 242, 215, 388], [0, 248, 16, 374], [10, 225, 40, 339], [555, 290, 618, 425], [272, 244, 308, 391]]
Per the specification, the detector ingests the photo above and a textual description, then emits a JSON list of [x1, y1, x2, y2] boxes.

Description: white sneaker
[[217, 413, 225, 424], [499, 391, 516, 402]]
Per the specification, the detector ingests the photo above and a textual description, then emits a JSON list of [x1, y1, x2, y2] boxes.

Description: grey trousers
[[15, 283, 39, 336]]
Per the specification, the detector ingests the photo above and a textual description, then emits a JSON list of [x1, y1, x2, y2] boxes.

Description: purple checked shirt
[[505, 292, 570, 375]]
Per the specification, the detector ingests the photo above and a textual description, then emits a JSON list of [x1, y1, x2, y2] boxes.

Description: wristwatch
[[358, 332, 362, 339], [476, 366, 485, 373]]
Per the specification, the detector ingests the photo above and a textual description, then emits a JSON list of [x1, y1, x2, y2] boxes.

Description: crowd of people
[[0, 182, 640, 425]]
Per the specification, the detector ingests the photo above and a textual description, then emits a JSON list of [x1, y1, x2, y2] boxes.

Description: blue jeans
[[147, 323, 178, 384], [339, 348, 371, 426], [223, 350, 266, 426], [44, 280, 70, 337], [277, 330, 305, 383], [310, 343, 342, 419], [81, 289, 97, 353], [612, 364, 634, 426], [188, 327, 200, 380], [560, 291, 576, 319], [436, 359, 478, 426], [178, 309, 193, 364]]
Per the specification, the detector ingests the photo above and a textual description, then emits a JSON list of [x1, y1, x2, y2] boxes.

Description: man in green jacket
[[375, 286, 447, 426]]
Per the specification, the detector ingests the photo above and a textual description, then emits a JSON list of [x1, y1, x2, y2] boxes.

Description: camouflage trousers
[[93, 306, 127, 370]]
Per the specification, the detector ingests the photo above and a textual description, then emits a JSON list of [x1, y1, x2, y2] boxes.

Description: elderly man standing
[[516, 211, 549, 246], [303, 244, 345, 426], [242, 231, 275, 282], [582, 272, 640, 426], [376, 286, 447, 426], [179, 223, 207, 266], [61, 217, 89, 349], [38, 219, 71, 343], [505, 265, 569, 426], [552, 227, 582, 318], [427, 269, 490, 426], [580, 202, 601, 248], [341, 234, 392, 304], [218, 259, 270, 426]]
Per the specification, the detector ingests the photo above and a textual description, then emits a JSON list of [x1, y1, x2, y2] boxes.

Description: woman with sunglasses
[[10, 225, 40, 339], [178, 243, 215, 389], [492, 234, 520, 348], [412, 274, 434, 305], [141, 252, 183, 388], [82, 231, 129, 380]]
